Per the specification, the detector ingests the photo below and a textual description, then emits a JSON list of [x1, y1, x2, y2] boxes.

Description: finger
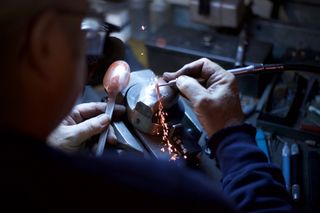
[[205, 62, 235, 87], [107, 125, 117, 145], [163, 58, 223, 81], [112, 104, 126, 120], [71, 102, 107, 123], [63, 115, 77, 125], [162, 71, 178, 81], [163, 58, 208, 80], [73, 114, 110, 143], [176, 75, 207, 104]]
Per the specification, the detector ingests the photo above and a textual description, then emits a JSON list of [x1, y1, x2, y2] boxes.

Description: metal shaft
[[158, 63, 320, 87]]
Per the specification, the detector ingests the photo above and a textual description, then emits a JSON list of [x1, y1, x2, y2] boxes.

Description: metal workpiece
[[121, 70, 203, 162], [126, 77, 180, 135], [126, 83, 162, 135]]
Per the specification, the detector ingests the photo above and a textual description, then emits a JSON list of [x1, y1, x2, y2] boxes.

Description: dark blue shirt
[[0, 125, 293, 212], [208, 124, 293, 212]]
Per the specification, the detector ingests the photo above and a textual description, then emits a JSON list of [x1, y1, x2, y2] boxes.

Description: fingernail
[[98, 114, 109, 127], [163, 72, 169, 79], [163, 72, 173, 80], [176, 75, 187, 86]]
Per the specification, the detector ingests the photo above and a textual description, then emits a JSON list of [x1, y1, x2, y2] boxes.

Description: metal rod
[[158, 63, 320, 87]]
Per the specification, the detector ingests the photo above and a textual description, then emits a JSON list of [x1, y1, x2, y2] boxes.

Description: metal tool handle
[[95, 95, 116, 157], [158, 78, 206, 87], [159, 63, 320, 87]]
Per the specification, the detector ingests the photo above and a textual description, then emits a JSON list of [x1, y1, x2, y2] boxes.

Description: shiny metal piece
[[96, 61, 130, 157], [126, 78, 179, 135], [158, 80, 177, 87]]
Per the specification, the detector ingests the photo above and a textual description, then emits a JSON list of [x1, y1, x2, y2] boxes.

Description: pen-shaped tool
[[158, 78, 206, 87], [291, 143, 301, 202], [158, 63, 320, 87], [95, 60, 130, 157], [158, 65, 268, 87], [282, 142, 291, 193]]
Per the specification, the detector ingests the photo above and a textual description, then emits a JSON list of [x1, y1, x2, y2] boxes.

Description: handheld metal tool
[[158, 63, 320, 87], [96, 60, 130, 157]]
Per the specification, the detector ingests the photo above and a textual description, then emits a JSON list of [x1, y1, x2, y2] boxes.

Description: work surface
[[80, 70, 320, 212]]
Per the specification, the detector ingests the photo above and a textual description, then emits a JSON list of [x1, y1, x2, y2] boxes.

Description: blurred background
[[103, 0, 320, 74]]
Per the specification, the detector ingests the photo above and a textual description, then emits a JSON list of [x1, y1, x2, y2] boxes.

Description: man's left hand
[[47, 102, 125, 152]]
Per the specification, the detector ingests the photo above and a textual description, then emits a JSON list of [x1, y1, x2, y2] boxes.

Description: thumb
[[176, 75, 207, 104], [163, 71, 177, 81], [74, 114, 110, 143]]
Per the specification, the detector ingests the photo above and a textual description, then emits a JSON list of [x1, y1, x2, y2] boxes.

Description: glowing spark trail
[[154, 80, 180, 161]]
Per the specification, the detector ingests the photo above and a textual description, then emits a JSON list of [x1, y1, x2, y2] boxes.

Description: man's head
[[0, 0, 99, 139]]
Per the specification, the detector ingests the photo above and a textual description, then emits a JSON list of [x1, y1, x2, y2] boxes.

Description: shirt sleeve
[[207, 124, 294, 212]]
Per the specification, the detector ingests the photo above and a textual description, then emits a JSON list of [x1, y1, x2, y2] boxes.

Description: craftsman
[[0, 0, 293, 212]]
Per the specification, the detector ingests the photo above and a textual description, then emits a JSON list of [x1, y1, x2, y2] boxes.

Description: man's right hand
[[163, 58, 244, 138]]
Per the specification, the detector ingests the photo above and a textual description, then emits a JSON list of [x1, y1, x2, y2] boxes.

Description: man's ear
[[27, 11, 59, 78]]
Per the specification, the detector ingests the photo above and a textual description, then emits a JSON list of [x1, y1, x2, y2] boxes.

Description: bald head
[[0, 0, 92, 138], [0, 0, 110, 139], [0, 0, 88, 71]]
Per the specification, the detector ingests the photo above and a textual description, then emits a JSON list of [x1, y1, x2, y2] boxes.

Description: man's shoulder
[[0, 128, 234, 211]]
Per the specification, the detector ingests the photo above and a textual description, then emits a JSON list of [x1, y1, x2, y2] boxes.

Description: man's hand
[[163, 58, 244, 138], [47, 102, 125, 152]]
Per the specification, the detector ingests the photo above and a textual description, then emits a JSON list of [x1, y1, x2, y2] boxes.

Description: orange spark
[[155, 79, 180, 161]]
